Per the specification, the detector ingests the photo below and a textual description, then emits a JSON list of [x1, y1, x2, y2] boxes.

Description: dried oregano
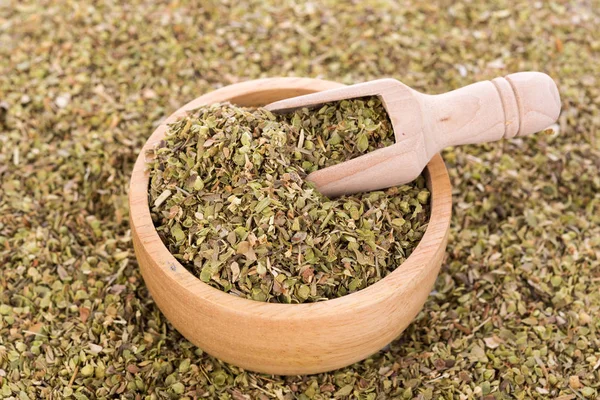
[[2, 1, 600, 398], [147, 98, 430, 303]]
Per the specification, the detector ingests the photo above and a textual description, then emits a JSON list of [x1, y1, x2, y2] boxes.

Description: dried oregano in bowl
[[146, 97, 430, 303]]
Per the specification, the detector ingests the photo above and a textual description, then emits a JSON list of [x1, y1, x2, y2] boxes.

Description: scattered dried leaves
[[1, 0, 599, 399]]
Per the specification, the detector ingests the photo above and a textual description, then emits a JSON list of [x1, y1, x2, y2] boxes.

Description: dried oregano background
[[1, 1, 599, 399], [147, 100, 430, 304]]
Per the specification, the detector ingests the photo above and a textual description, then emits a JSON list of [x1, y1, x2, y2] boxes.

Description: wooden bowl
[[129, 78, 452, 375]]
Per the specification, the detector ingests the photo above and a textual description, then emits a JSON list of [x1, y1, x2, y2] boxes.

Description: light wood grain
[[129, 78, 452, 375], [266, 72, 561, 198]]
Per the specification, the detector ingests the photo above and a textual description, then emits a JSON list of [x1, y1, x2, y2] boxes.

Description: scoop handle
[[422, 72, 561, 149]]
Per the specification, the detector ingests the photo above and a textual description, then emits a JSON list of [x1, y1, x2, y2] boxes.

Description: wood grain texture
[[129, 78, 452, 375], [266, 72, 560, 198]]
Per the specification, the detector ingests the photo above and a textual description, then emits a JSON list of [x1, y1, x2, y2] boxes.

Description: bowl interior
[[129, 78, 452, 314]]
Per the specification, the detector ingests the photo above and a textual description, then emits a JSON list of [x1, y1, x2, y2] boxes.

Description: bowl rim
[[129, 77, 452, 319]]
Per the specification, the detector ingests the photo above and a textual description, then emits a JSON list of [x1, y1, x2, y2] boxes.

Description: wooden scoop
[[265, 72, 561, 197]]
